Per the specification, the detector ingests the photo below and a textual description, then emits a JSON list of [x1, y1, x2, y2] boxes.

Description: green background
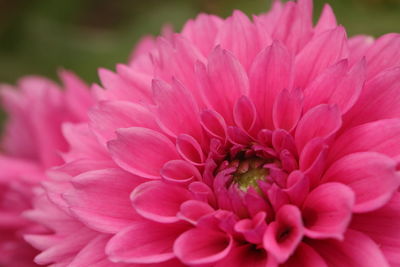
[[0, 0, 399, 85]]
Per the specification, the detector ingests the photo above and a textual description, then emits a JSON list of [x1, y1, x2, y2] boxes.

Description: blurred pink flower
[[0, 72, 93, 266], [27, 0, 400, 266]]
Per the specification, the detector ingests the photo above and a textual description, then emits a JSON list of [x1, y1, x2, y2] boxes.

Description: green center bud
[[233, 158, 268, 192]]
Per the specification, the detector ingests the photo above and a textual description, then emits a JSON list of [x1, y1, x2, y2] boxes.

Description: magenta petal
[[216, 10, 259, 70], [295, 104, 342, 152], [309, 230, 390, 267], [174, 228, 233, 265], [64, 168, 144, 233], [89, 101, 158, 145], [69, 235, 118, 267], [200, 109, 227, 141], [197, 46, 249, 124], [176, 134, 205, 166], [365, 33, 400, 78], [178, 200, 215, 224], [323, 152, 400, 213], [234, 211, 267, 244], [314, 4, 337, 34], [351, 192, 400, 266], [250, 41, 294, 129], [273, 88, 303, 132], [233, 96, 257, 133], [215, 244, 272, 267], [328, 118, 400, 162], [264, 205, 303, 263], [294, 26, 348, 88], [302, 182, 354, 240], [131, 181, 192, 223], [344, 67, 400, 127], [161, 159, 201, 184], [283, 243, 327, 267], [153, 79, 202, 140], [108, 127, 179, 179], [106, 220, 189, 264]]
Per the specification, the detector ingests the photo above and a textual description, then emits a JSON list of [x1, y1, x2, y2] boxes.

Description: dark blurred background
[[0, 0, 399, 84]]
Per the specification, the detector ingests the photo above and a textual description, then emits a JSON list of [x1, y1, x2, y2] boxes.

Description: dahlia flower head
[[0, 72, 92, 266], [24, 0, 400, 266]]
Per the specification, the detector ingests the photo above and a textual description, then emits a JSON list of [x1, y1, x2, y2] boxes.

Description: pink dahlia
[[27, 0, 400, 266], [0, 71, 93, 266]]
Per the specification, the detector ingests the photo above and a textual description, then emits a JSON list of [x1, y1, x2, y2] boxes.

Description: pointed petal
[[294, 26, 348, 88], [302, 183, 354, 240], [197, 47, 249, 123], [344, 67, 400, 127], [264, 205, 303, 263], [89, 101, 158, 145], [216, 10, 260, 69], [323, 152, 400, 213], [131, 181, 192, 223], [250, 41, 294, 129], [64, 168, 144, 233], [328, 119, 400, 162], [283, 243, 327, 267], [106, 220, 189, 263], [309, 230, 390, 267], [108, 127, 179, 179], [153, 79, 202, 140], [174, 228, 233, 265], [295, 104, 342, 152], [351, 192, 400, 266], [273, 88, 303, 132]]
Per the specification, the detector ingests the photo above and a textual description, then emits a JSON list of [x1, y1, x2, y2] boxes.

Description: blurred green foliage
[[0, 0, 399, 85]]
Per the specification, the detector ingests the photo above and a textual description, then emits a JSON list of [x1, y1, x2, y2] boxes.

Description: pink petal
[[348, 35, 374, 66], [351, 192, 400, 266], [272, 0, 313, 53], [299, 137, 328, 187], [308, 230, 390, 267], [273, 88, 303, 132], [174, 228, 233, 265], [178, 200, 215, 224], [63, 168, 144, 233], [153, 79, 202, 140], [59, 69, 93, 122], [344, 67, 400, 127], [181, 14, 223, 56], [215, 244, 272, 267], [161, 159, 201, 184], [89, 101, 158, 145], [328, 119, 400, 162], [69, 235, 122, 267], [295, 104, 342, 152], [233, 96, 258, 133], [264, 205, 303, 263], [302, 182, 354, 240], [323, 152, 400, 213], [294, 26, 348, 88], [249, 41, 294, 129], [106, 220, 189, 264], [176, 134, 205, 166], [98, 68, 151, 103], [234, 211, 267, 244], [216, 10, 260, 69], [197, 47, 249, 124], [365, 33, 400, 78], [314, 4, 337, 34], [200, 109, 227, 141], [108, 127, 179, 179], [131, 181, 192, 223], [283, 243, 327, 267]]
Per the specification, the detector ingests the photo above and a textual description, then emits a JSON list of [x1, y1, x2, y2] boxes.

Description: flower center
[[233, 158, 268, 192]]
